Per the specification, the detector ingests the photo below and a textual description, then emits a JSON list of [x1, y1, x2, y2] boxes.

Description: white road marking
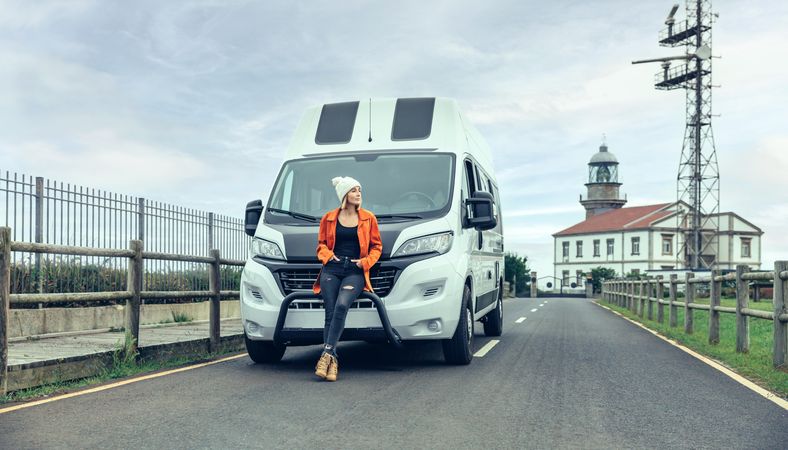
[[0, 353, 248, 415], [539, 303, 544, 307], [515, 317, 526, 323], [593, 302, 788, 411], [530, 308, 538, 312], [473, 339, 500, 357]]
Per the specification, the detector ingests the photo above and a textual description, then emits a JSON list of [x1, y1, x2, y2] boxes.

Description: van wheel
[[483, 290, 503, 337], [245, 335, 286, 363], [442, 285, 474, 365]]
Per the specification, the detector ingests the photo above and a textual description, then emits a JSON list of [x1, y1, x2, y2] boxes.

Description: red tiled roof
[[553, 203, 672, 236]]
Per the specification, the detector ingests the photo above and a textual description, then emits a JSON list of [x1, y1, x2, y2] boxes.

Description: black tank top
[[334, 221, 360, 258]]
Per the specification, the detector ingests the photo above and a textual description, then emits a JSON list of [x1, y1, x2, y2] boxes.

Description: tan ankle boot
[[326, 355, 338, 382], [315, 352, 331, 379]]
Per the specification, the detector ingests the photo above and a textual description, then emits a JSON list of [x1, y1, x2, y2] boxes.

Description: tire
[[483, 288, 503, 337], [442, 285, 474, 365], [244, 335, 286, 363]]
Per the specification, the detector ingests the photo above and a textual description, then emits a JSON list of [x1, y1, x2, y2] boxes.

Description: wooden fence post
[[0, 227, 11, 396], [209, 249, 221, 352], [772, 261, 786, 367], [656, 276, 665, 324], [735, 265, 750, 353], [647, 278, 654, 321], [639, 280, 646, 319], [125, 239, 143, 356], [669, 274, 678, 327], [709, 269, 721, 345], [684, 272, 694, 334], [627, 281, 634, 312]]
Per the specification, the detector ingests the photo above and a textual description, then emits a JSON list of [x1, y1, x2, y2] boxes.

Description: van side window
[[464, 160, 476, 196], [474, 165, 484, 192]]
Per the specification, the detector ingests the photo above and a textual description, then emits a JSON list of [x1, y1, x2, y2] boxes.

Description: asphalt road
[[1, 297, 786, 449]]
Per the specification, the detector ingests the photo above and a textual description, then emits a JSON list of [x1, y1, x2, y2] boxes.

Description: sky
[[1, 0, 787, 278]]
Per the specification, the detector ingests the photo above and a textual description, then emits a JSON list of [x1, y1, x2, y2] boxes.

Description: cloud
[[6, 132, 209, 192]]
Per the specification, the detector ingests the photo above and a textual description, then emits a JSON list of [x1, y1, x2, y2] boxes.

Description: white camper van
[[241, 97, 504, 365]]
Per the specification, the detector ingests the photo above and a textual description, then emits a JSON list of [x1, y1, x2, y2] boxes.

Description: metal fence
[[0, 170, 250, 300]]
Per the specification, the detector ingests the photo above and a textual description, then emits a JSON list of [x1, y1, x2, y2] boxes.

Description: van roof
[[284, 97, 494, 172]]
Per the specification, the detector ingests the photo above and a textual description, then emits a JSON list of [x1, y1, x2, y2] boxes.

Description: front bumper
[[240, 253, 464, 343]]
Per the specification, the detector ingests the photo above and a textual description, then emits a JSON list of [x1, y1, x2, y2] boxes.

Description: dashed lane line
[[593, 301, 788, 411], [530, 308, 538, 312], [473, 339, 500, 357], [515, 317, 526, 324]]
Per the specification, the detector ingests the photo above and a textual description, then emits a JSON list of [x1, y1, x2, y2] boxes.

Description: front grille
[[288, 300, 376, 310], [276, 266, 397, 297]]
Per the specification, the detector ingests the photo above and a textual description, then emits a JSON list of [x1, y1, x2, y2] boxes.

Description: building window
[[661, 265, 674, 270], [631, 237, 640, 255], [562, 242, 569, 258], [741, 238, 751, 258], [576, 270, 583, 286], [562, 270, 570, 285], [593, 239, 600, 257], [606, 239, 614, 256], [576, 241, 583, 258], [662, 234, 673, 255]]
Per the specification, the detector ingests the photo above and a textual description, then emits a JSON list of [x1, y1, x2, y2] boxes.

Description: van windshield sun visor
[[315, 101, 359, 144]]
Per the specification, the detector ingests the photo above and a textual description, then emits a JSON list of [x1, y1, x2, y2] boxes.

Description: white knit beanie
[[332, 176, 361, 202]]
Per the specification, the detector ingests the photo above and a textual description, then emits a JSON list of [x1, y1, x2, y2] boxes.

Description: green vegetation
[[598, 299, 788, 399], [9, 258, 242, 306], [586, 267, 617, 293], [171, 311, 192, 323], [504, 252, 530, 296]]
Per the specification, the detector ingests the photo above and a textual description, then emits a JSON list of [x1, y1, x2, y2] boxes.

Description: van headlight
[[392, 232, 453, 258], [249, 238, 285, 260]]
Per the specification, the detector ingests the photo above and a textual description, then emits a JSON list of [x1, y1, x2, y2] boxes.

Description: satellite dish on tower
[[694, 45, 711, 61]]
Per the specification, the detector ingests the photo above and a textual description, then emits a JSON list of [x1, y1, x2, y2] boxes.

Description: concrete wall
[[8, 300, 241, 338]]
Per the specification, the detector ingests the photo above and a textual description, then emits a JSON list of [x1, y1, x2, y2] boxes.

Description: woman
[[311, 176, 382, 381]]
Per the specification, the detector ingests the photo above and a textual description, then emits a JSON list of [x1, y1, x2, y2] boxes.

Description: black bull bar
[[272, 291, 403, 348]]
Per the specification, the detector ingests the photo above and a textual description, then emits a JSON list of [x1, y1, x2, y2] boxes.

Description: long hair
[[341, 193, 361, 211]]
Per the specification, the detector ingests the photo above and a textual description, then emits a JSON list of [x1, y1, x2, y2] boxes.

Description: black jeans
[[319, 256, 365, 357]]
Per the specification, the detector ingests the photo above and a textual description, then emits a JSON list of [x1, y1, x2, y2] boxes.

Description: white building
[[552, 143, 763, 286]]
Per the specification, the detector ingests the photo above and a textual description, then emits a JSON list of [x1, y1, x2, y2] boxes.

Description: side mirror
[[464, 191, 497, 230], [245, 200, 263, 237]]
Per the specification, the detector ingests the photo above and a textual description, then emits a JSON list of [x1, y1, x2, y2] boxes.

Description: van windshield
[[265, 152, 455, 224]]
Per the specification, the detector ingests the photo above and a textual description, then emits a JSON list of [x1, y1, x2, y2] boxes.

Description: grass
[[0, 334, 242, 406], [598, 298, 788, 399]]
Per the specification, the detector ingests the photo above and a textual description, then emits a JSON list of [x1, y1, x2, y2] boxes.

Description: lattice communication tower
[[632, 0, 720, 270]]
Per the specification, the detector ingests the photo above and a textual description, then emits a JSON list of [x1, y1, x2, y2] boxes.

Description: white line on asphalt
[[530, 308, 538, 312], [593, 302, 788, 411], [515, 317, 526, 323], [539, 303, 544, 307], [0, 353, 248, 415], [473, 339, 500, 357]]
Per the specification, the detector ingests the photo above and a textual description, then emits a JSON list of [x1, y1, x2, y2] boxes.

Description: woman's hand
[[351, 258, 363, 268]]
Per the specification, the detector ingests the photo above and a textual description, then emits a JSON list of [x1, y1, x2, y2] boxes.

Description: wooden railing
[[601, 262, 788, 368], [0, 227, 246, 395]]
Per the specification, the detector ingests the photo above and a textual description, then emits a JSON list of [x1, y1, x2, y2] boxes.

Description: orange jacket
[[312, 207, 383, 294]]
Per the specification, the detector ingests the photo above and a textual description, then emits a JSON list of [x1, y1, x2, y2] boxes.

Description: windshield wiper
[[375, 214, 424, 220], [267, 207, 319, 222]]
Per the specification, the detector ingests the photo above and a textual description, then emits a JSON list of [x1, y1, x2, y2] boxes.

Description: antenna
[[368, 98, 373, 142], [632, 0, 720, 271]]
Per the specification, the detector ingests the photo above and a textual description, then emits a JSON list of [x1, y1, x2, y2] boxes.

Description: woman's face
[[345, 185, 362, 207]]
